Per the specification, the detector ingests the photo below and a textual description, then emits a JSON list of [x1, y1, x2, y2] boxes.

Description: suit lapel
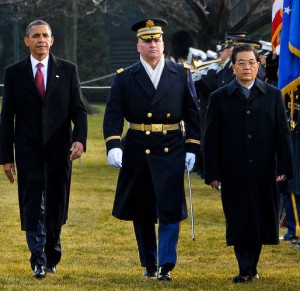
[[150, 60, 178, 108], [19, 57, 44, 103], [44, 54, 61, 103]]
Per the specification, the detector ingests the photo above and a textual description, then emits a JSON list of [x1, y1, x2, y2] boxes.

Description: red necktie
[[35, 63, 45, 98]]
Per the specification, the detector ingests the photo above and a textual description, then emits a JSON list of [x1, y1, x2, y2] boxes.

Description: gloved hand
[[108, 148, 123, 168], [185, 152, 196, 172]]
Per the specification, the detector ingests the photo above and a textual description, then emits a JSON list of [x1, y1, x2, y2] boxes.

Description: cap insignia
[[146, 20, 154, 28]]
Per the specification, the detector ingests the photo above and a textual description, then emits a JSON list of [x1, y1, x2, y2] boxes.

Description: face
[[232, 51, 259, 86], [137, 36, 164, 65], [219, 49, 228, 61], [24, 24, 54, 61]]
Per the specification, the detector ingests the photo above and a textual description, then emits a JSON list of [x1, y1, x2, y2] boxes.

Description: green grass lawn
[[0, 104, 299, 291]]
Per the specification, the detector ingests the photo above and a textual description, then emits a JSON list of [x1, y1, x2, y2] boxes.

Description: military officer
[[281, 88, 300, 243], [103, 18, 201, 281]]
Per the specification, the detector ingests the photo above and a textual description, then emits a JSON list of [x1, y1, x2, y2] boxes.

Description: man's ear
[[24, 37, 29, 47]]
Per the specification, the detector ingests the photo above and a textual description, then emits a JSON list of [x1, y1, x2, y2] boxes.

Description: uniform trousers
[[25, 194, 62, 270], [233, 244, 262, 277], [133, 221, 180, 271], [284, 192, 300, 238]]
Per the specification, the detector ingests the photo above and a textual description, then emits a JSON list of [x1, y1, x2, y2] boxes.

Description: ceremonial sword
[[187, 167, 195, 241]]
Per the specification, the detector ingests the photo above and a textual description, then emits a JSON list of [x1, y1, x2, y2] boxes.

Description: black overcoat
[[0, 54, 87, 231], [204, 79, 293, 245], [103, 60, 201, 224]]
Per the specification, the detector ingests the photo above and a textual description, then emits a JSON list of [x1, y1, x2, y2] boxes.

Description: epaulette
[[182, 63, 191, 70], [116, 68, 125, 74]]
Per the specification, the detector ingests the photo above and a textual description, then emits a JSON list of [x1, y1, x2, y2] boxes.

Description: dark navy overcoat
[[103, 60, 201, 224], [204, 79, 293, 245]]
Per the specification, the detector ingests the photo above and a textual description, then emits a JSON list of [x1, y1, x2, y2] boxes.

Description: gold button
[[163, 130, 167, 135], [146, 131, 150, 135], [147, 113, 152, 118], [164, 148, 169, 153], [145, 149, 150, 154], [166, 113, 171, 118]]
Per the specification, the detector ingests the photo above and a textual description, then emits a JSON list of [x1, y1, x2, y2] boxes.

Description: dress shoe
[[46, 266, 56, 273], [157, 266, 172, 281], [233, 274, 252, 283], [143, 269, 157, 278], [33, 265, 46, 279], [252, 273, 259, 279]]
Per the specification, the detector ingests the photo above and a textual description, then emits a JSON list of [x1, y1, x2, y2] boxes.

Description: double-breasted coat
[[103, 60, 201, 224], [204, 79, 293, 245], [0, 53, 87, 231]]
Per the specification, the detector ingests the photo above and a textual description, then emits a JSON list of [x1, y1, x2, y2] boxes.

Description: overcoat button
[[147, 113, 152, 118], [146, 131, 150, 135], [145, 149, 150, 154], [164, 148, 169, 153]]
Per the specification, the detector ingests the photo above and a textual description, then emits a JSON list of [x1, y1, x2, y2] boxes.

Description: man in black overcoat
[[204, 45, 293, 283], [0, 20, 87, 278], [103, 18, 201, 281]]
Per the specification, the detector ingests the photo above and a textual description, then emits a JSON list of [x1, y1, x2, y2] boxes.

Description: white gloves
[[108, 149, 195, 171], [108, 148, 123, 168], [185, 152, 196, 172]]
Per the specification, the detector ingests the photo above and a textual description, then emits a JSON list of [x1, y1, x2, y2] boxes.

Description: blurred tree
[[135, 0, 272, 49], [0, 0, 273, 90]]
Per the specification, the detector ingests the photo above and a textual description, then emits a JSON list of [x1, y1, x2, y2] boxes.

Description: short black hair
[[231, 45, 260, 64], [26, 20, 52, 37]]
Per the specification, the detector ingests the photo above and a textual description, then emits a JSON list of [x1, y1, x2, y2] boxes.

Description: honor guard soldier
[[280, 87, 300, 243], [103, 18, 201, 281]]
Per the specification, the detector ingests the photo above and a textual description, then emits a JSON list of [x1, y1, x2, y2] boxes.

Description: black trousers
[[233, 244, 262, 277], [25, 194, 62, 270]]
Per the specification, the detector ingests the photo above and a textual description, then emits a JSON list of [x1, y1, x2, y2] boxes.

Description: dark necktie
[[35, 63, 45, 98]]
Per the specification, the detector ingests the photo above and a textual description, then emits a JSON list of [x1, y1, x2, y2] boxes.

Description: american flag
[[271, 0, 283, 51]]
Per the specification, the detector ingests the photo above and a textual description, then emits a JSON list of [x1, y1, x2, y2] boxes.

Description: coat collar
[[227, 78, 266, 96]]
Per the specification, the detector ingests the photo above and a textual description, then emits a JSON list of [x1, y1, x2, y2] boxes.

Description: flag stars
[[284, 6, 291, 14]]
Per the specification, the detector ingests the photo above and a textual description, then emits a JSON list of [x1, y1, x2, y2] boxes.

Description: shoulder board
[[182, 63, 191, 70], [116, 68, 125, 74]]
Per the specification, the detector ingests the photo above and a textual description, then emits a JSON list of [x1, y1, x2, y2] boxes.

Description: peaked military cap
[[258, 40, 272, 55], [225, 32, 247, 48], [228, 36, 262, 50], [131, 18, 168, 40], [216, 41, 227, 52]]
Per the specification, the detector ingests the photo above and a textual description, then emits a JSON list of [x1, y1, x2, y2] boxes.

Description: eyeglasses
[[235, 60, 259, 67]]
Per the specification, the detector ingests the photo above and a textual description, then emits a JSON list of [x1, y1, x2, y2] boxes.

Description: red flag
[[271, 0, 283, 51]]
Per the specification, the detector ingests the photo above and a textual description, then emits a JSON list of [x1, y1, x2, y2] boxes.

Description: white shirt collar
[[30, 55, 49, 71]]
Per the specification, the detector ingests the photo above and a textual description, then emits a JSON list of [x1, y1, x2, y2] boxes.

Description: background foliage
[[0, 0, 272, 89]]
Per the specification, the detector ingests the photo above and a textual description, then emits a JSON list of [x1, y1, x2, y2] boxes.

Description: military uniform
[[282, 90, 300, 241], [104, 60, 200, 223], [103, 18, 201, 280]]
